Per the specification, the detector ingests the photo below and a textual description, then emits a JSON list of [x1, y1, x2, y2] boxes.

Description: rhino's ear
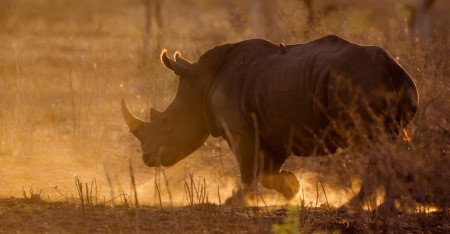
[[161, 49, 191, 77], [150, 108, 162, 122]]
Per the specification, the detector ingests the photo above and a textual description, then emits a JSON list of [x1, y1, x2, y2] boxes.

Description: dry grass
[[0, 0, 448, 233]]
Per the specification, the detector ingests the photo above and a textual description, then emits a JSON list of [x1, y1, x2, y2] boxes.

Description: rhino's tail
[[386, 54, 419, 141]]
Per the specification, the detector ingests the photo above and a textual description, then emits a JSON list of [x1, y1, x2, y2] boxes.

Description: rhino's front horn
[[161, 50, 191, 77], [121, 98, 144, 134]]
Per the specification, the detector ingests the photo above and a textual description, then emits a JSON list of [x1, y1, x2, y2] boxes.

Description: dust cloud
[[1, 0, 448, 214]]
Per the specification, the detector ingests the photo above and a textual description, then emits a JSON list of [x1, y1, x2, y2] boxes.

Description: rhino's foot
[[339, 201, 364, 213], [224, 189, 246, 206], [373, 200, 401, 216], [339, 189, 370, 213], [340, 193, 401, 215], [278, 170, 300, 200], [223, 185, 258, 206], [261, 170, 299, 200]]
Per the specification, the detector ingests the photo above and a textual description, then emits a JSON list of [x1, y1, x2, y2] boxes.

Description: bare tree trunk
[[408, 0, 436, 41], [143, 0, 162, 61], [0, 0, 18, 32], [226, 1, 246, 35], [143, 0, 151, 58], [301, 0, 316, 27], [153, 0, 162, 52], [261, 0, 282, 42], [300, 0, 338, 36], [248, 0, 282, 42], [248, 0, 263, 38]]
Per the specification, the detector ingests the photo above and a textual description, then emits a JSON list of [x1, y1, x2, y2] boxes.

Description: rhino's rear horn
[[174, 52, 192, 67], [161, 49, 191, 77], [121, 98, 144, 134]]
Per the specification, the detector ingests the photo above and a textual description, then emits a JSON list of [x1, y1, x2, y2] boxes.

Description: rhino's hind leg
[[341, 154, 400, 214], [342, 179, 400, 215], [341, 153, 381, 212], [341, 179, 378, 212]]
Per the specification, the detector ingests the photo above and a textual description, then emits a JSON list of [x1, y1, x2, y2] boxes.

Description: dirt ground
[[0, 196, 447, 233]]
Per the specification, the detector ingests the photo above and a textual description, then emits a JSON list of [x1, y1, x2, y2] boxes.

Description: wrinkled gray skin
[[122, 35, 419, 208]]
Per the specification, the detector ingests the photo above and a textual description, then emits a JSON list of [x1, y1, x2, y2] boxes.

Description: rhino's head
[[122, 51, 209, 167]]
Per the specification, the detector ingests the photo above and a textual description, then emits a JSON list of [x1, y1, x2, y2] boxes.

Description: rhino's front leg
[[223, 130, 260, 206], [223, 182, 258, 206], [259, 148, 300, 200], [222, 130, 300, 205], [261, 170, 299, 200]]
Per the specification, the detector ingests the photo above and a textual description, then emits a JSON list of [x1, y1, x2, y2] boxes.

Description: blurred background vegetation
[[0, 0, 448, 209]]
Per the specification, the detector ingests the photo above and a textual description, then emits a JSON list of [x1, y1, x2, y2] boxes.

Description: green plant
[[272, 205, 300, 234]]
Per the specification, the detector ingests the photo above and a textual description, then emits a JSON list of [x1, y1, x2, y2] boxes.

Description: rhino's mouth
[[142, 154, 161, 167], [143, 147, 180, 167], [144, 156, 178, 167], [143, 146, 161, 166]]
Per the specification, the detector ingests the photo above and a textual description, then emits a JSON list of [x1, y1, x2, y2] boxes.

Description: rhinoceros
[[122, 35, 419, 207]]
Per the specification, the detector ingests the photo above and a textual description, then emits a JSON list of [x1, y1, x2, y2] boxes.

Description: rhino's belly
[[259, 120, 345, 157], [254, 93, 341, 156]]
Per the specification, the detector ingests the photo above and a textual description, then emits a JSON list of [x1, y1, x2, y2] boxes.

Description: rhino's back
[[246, 36, 356, 118], [209, 35, 403, 156], [242, 36, 395, 155]]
